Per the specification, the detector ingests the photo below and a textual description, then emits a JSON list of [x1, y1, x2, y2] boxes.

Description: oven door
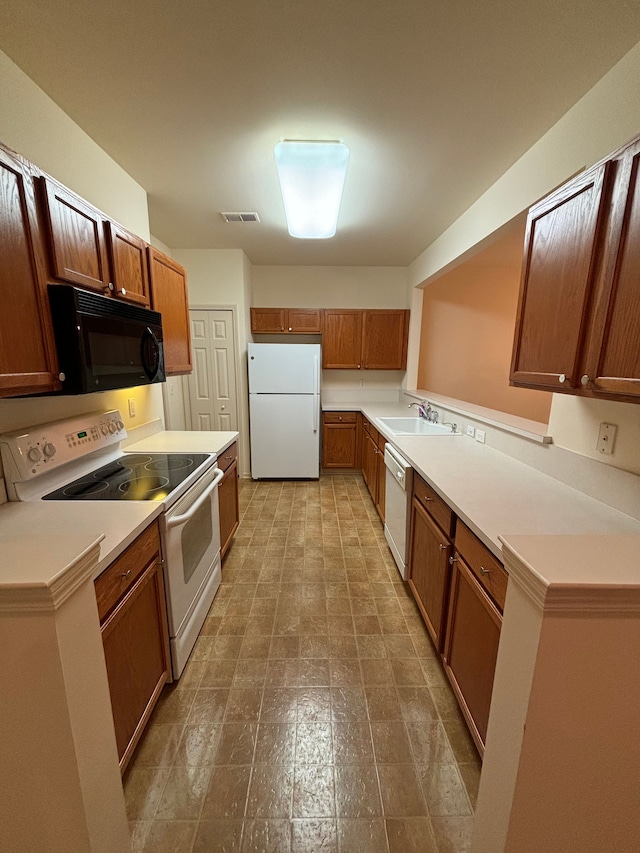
[[160, 464, 223, 639]]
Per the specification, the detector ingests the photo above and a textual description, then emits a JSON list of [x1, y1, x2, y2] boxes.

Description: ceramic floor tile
[[125, 476, 479, 852]]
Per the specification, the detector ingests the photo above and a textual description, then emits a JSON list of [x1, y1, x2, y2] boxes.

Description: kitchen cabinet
[[0, 146, 61, 397], [408, 473, 455, 652], [443, 522, 505, 754], [251, 307, 322, 334], [360, 417, 386, 521], [39, 175, 111, 295], [511, 131, 640, 402], [322, 309, 410, 370], [322, 309, 363, 368], [147, 247, 192, 375], [218, 441, 239, 559], [104, 221, 150, 307], [95, 521, 170, 773], [362, 309, 410, 370], [322, 411, 359, 468]]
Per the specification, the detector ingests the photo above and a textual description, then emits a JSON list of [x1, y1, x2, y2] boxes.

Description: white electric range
[[0, 410, 223, 677]]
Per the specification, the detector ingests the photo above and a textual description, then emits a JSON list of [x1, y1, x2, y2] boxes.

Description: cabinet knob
[[558, 373, 567, 384], [58, 372, 66, 382], [439, 543, 447, 551], [357, 364, 361, 369], [581, 374, 590, 386], [288, 327, 292, 331], [121, 570, 131, 579], [423, 495, 432, 502], [107, 282, 114, 292], [338, 416, 342, 421], [449, 556, 458, 565], [118, 287, 127, 296], [479, 565, 491, 576]]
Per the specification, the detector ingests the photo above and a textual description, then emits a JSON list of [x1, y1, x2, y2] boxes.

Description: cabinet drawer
[[218, 441, 238, 473], [323, 411, 357, 424], [455, 521, 508, 611], [95, 521, 160, 623], [413, 473, 455, 538]]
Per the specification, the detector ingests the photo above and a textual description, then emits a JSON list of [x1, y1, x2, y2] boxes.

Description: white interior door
[[187, 309, 238, 431]]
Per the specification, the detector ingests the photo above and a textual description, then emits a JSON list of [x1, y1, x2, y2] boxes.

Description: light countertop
[[126, 430, 238, 457], [324, 401, 640, 576], [0, 429, 239, 591]]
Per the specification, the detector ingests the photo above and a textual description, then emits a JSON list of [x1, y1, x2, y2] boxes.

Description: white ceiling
[[1, 1, 640, 267]]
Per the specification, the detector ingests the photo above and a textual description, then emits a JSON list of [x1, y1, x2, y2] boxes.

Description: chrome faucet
[[408, 399, 429, 419]]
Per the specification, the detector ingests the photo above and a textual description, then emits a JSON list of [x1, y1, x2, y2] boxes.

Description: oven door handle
[[166, 467, 224, 529]]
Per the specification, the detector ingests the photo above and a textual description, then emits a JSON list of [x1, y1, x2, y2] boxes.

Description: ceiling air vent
[[220, 212, 261, 223]]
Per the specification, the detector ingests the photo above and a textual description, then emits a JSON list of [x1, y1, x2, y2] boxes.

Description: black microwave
[[48, 285, 166, 394]]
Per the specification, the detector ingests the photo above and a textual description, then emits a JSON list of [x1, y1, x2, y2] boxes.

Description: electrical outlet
[[128, 398, 136, 419], [466, 425, 475, 438], [475, 429, 486, 444], [596, 422, 617, 455], [359, 380, 365, 387]]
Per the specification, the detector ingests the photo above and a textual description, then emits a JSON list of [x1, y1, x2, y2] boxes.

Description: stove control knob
[[27, 447, 41, 463], [43, 442, 56, 458], [109, 422, 117, 434], [116, 420, 124, 431], [101, 424, 109, 435]]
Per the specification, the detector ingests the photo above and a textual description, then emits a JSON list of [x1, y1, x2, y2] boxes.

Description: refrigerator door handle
[[313, 354, 320, 431]]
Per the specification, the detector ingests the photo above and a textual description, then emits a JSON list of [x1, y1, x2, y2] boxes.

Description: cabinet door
[[583, 139, 640, 398], [375, 440, 386, 521], [219, 458, 239, 559], [148, 247, 192, 375], [362, 310, 409, 370], [443, 555, 502, 754], [323, 309, 363, 368], [105, 221, 150, 307], [510, 162, 612, 392], [322, 421, 357, 468], [40, 176, 110, 293], [251, 307, 286, 333], [287, 308, 322, 333], [0, 149, 60, 396], [408, 497, 451, 651], [101, 557, 170, 771]]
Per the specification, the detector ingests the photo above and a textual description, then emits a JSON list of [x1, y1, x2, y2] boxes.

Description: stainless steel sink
[[376, 417, 458, 436]]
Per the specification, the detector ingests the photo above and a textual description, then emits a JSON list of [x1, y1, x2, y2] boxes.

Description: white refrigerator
[[248, 342, 321, 479]]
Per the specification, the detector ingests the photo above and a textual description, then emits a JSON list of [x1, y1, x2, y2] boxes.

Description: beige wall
[[251, 265, 410, 308], [417, 264, 552, 424], [0, 49, 163, 481], [171, 249, 252, 477]]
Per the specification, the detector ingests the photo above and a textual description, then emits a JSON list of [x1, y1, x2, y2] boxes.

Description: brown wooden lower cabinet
[[95, 521, 170, 773], [443, 554, 502, 754], [219, 452, 239, 559], [408, 497, 452, 652], [322, 412, 358, 468]]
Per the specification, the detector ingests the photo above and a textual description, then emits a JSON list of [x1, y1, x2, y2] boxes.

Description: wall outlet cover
[[128, 398, 136, 418], [466, 425, 475, 438], [475, 429, 486, 443], [596, 422, 617, 455]]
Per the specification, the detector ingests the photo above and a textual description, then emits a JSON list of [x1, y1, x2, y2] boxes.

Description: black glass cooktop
[[42, 453, 211, 502]]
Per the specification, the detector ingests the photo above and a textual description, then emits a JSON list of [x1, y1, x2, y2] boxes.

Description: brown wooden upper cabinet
[[251, 307, 322, 334], [323, 309, 409, 370], [147, 247, 192, 375], [105, 221, 150, 307], [40, 175, 111, 295], [0, 147, 61, 397], [511, 131, 640, 402]]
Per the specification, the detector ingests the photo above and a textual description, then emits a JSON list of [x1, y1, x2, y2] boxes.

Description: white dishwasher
[[384, 444, 413, 580]]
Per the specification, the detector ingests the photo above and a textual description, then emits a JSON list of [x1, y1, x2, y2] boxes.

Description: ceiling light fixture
[[274, 140, 350, 239]]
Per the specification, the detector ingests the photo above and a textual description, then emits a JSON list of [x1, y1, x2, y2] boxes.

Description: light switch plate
[[475, 429, 486, 443], [128, 398, 136, 419], [596, 422, 616, 455]]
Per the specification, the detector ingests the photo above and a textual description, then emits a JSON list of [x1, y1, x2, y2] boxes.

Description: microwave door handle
[[166, 468, 224, 529], [141, 327, 161, 380]]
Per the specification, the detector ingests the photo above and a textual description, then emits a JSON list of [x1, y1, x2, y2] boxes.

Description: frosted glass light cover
[[274, 141, 349, 239]]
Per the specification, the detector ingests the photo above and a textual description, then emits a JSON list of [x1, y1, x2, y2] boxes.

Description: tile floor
[[124, 474, 481, 852]]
